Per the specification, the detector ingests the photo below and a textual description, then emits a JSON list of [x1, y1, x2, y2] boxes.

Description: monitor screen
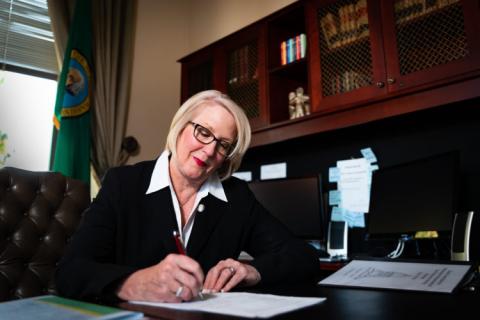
[[367, 152, 459, 240], [248, 175, 325, 241]]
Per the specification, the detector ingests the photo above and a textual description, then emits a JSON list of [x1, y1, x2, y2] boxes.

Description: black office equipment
[[367, 152, 459, 242], [327, 220, 348, 258], [248, 175, 326, 242], [451, 211, 479, 262]]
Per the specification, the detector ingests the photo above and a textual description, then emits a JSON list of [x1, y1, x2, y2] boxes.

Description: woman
[[56, 90, 319, 303]]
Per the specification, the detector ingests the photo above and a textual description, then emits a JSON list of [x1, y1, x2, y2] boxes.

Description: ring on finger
[[228, 266, 236, 275], [175, 286, 184, 297]]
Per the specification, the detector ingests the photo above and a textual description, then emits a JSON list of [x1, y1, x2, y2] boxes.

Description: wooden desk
[[119, 280, 479, 320], [319, 261, 346, 271]]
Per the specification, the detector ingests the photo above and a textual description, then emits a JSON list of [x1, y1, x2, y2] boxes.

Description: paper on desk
[[319, 260, 471, 293], [130, 292, 325, 318]]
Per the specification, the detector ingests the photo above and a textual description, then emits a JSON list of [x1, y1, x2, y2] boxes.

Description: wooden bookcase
[[178, 0, 480, 147]]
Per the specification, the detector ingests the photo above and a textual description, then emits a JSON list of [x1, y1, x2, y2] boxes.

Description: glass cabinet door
[[224, 24, 267, 129], [382, 0, 480, 92], [309, 0, 387, 112], [187, 60, 213, 98], [227, 41, 260, 120]]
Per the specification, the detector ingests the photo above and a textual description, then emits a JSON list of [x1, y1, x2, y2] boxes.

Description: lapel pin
[[198, 203, 205, 212]]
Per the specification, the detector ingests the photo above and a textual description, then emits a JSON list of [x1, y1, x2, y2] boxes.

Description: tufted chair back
[[0, 167, 90, 301]]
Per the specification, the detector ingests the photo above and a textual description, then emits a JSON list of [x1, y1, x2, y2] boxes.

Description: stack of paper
[[319, 260, 472, 293]]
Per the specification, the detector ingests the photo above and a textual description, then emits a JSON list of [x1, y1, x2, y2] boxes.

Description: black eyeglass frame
[[188, 121, 235, 157]]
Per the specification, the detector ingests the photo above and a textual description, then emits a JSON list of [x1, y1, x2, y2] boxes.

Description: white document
[[130, 292, 325, 318], [319, 260, 471, 293], [232, 171, 252, 182], [260, 162, 286, 180], [337, 158, 371, 212]]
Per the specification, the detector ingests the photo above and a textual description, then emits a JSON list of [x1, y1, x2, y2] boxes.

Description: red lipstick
[[193, 157, 206, 167]]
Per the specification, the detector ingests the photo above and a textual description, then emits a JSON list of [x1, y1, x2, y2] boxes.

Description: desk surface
[[119, 281, 479, 320]]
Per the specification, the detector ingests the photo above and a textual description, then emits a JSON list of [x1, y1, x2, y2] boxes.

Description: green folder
[[0, 295, 143, 320]]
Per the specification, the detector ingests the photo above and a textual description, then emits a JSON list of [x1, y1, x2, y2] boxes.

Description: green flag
[[52, 0, 92, 184]]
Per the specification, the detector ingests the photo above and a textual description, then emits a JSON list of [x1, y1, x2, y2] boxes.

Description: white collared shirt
[[145, 151, 228, 246]]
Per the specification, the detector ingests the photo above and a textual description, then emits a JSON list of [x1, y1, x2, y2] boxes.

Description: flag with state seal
[[52, 0, 92, 184]]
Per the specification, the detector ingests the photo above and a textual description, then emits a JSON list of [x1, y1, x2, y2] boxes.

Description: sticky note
[[329, 167, 340, 182], [361, 147, 377, 164], [329, 190, 341, 205]]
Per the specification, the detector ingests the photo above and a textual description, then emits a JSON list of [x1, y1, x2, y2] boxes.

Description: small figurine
[[288, 91, 297, 119], [289, 87, 310, 119]]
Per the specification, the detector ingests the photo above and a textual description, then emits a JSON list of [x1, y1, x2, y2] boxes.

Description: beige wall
[[127, 0, 297, 164], [187, 0, 297, 54], [126, 0, 189, 163]]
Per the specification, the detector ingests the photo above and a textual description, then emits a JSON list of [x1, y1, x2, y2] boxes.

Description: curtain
[[47, 0, 75, 70], [90, 0, 136, 179], [49, 0, 137, 180]]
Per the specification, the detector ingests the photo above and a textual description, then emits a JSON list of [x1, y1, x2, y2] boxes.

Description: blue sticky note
[[329, 190, 341, 205], [361, 147, 377, 164], [342, 209, 365, 228], [329, 167, 340, 183], [352, 212, 366, 228], [330, 206, 344, 222], [342, 209, 354, 228]]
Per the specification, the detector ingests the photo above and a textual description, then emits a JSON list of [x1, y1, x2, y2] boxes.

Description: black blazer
[[55, 160, 320, 300]]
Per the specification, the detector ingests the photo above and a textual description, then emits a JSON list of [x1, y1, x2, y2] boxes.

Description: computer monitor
[[367, 152, 459, 240], [248, 175, 326, 241]]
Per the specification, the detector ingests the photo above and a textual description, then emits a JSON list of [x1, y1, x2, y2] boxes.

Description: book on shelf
[[395, 0, 425, 23], [320, 12, 339, 49], [300, 33, 307, 58], [320, 0, 370, 50], [356, 0, 369, 39], [295, 35, 301, 60], [280, 33, 307, 66], [287, 38, 295, 63], [239, 45, 248, 83], [0, 295, 143, 320], [395, 0, 461, 25], [228, 45, 255, 86], [228, 49, 238, 84], [330, 70, 370, 95], [346, 4, 357, 44], [280, 41, 287, 65], [338, 6, 347, 45]]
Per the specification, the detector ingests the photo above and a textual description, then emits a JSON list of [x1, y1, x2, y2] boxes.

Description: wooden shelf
[[179, 0, 480, 148], [251, 76, 480, 148]]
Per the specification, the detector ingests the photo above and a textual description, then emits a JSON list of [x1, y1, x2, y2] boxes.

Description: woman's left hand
[[203, 258, 261, 293]]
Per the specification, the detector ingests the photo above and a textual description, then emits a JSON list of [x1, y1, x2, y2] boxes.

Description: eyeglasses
[[188, 121, 235, 157]]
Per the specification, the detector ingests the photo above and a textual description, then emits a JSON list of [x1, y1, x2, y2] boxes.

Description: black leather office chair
[[0, 167, 90, 301]]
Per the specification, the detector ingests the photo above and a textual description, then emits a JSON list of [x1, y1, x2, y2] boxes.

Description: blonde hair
[[165, 90, 251, 180]]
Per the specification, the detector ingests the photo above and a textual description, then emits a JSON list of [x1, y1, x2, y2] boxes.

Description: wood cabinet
[[178, 0, 480, 147]]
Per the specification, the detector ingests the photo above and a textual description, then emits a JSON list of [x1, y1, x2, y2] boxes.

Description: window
[[0, 71, 56, 170], [1, 0, 57, 75], [0, 0, 57, 170]]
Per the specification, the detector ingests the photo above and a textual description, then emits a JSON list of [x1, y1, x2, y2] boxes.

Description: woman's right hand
[[116, 253, 204, 302]]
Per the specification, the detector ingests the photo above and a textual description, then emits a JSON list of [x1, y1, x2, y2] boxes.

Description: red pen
[[173, 230, 186, 255], [172, 230, 204, 299]]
